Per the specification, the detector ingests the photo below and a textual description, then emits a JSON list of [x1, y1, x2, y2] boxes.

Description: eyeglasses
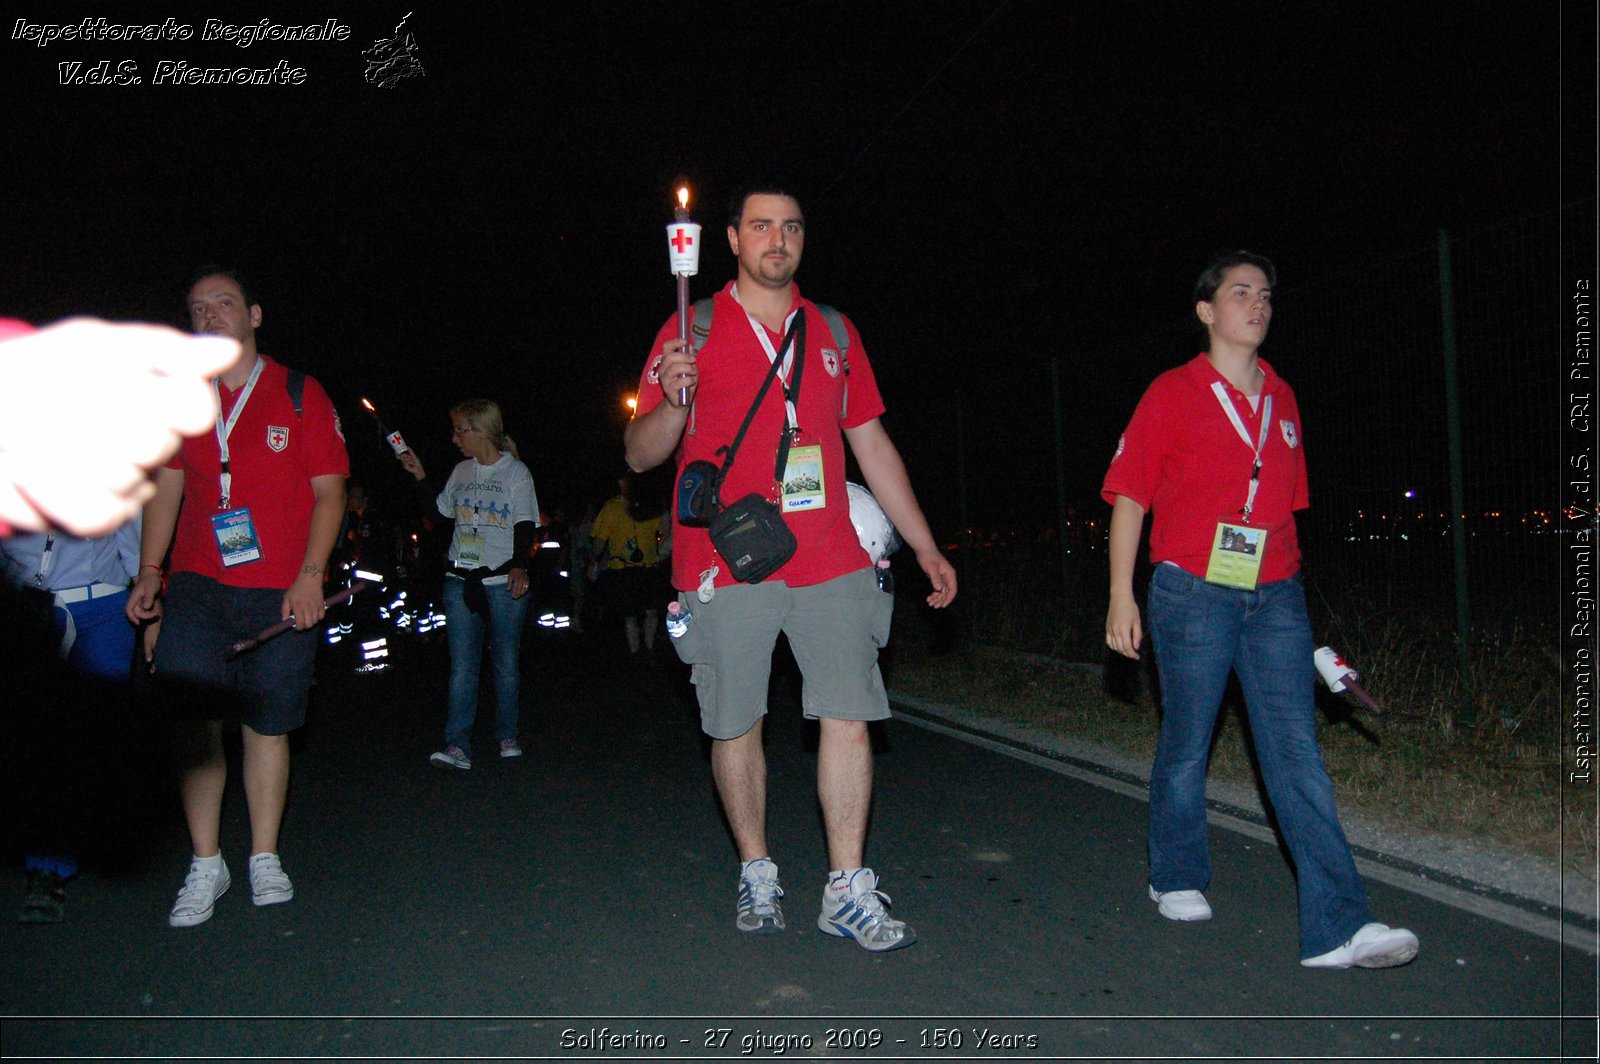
[[451, 426, 477, 436]]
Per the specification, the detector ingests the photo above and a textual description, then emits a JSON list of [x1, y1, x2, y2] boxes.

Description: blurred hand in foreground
[[0, 317, 240, 535]]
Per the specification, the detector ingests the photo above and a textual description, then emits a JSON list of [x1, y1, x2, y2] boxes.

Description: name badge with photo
[[455, 531, 486, 568], [211, 508, 263, 567], [780, 442, 825, 513], [1204, 520, 1267, 590]]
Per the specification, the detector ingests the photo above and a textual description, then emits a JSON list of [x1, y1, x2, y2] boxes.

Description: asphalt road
[[2, 625, 1594, 1061]]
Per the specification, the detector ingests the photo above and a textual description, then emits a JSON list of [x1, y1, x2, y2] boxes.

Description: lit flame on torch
[[360, 396, 406, 455], [360, 396, 390, 431], [677, 185, 690, 213]]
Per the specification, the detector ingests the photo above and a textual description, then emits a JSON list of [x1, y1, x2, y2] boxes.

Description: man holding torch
[[126, 267, 348, 928], [626, 186, 956, 952]]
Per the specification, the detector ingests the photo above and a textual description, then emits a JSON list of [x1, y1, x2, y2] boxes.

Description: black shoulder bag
[[680, 310, 805, 583]]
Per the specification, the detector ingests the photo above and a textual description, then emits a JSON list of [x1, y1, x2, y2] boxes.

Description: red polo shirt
[[1103, 353, 1309, 583], [167, 356, 349, 588], [636, 282, 886, 590], [0, 319, 35, 537]]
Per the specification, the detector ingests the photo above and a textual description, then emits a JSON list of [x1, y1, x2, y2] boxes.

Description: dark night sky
[[2, 2, 1586, 531]]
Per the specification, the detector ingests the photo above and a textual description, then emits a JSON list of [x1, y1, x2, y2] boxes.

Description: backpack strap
[[814, 304, 850, 371], [814, 303, 852, 418], [690, 297, 715, 354], [285, 368, 305, 421]]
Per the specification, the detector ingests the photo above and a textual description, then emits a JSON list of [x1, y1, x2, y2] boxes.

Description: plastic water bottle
[[665, 601, 691, 639], [875, 558, 894, 593]]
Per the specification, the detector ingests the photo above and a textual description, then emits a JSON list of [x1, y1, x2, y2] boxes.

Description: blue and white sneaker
[[736, 858, 785, 934], [817, 868, 915, 952]]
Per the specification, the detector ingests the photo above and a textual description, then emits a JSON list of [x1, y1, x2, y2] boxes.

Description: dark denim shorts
[[154, 572, 316, 735]]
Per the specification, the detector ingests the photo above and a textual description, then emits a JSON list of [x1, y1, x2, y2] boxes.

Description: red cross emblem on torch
[[671, 227, 695, 253]]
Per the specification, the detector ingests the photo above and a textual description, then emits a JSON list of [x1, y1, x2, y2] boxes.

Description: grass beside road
[[885, 604, 1593, 882]]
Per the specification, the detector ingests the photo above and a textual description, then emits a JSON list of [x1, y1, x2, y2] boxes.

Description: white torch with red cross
[[666, 183, 700, 407], [1315, 645, 1383, 714]]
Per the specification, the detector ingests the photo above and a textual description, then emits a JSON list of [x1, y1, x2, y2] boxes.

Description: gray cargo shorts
[[669, 567, 894, 740]]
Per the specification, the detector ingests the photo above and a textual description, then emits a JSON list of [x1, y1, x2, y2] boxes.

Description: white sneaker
[[1301, 922, 1420, 969], [169, 858, 230, 928], [818, 868, 916, 952], [248, 852, 294, 907], [1149, 885, 1213, 921]]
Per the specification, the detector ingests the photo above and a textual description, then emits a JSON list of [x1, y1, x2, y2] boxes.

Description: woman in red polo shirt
[[1102, 251, 1420, 970]]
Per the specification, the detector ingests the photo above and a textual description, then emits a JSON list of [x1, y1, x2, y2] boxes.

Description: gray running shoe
[[736, 859, 785, 934], [429, 745, 471, 770]]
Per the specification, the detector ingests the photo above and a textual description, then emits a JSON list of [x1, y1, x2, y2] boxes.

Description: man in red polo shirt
[[627, 186, 956, 952], [127, 267, 347, 928]]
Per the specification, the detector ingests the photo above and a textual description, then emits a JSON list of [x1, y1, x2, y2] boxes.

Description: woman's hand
[[398, 449, 426, 481], [1106, 592, 1143, 660]]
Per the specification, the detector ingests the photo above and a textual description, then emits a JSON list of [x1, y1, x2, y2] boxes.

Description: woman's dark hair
[[1193, 251, 1277, 304]]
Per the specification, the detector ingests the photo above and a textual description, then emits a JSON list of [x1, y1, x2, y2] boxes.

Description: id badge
[[780, 441, 825, 513], [455, 531, 487, 567], [1204, 520, 1268, 590], [211, 508, 263, 567]]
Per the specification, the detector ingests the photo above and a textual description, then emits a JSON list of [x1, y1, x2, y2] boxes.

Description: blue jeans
[[442, 574, 530, 758], [1146, 565, 1371, 959]]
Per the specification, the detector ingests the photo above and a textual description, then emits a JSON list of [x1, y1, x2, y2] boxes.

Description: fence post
[[1051, 357, 1071, 611], [956, 395, 970, 558], [1438, 229, 1475, 729]]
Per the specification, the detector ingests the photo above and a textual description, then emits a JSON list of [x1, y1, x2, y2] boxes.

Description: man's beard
[[751, 254, 796, 287]]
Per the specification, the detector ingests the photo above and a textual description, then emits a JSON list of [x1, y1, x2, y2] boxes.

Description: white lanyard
[[732, 284, 800, 430], [212, 357, 265, 509], [1209, 380, 1272, 523]]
